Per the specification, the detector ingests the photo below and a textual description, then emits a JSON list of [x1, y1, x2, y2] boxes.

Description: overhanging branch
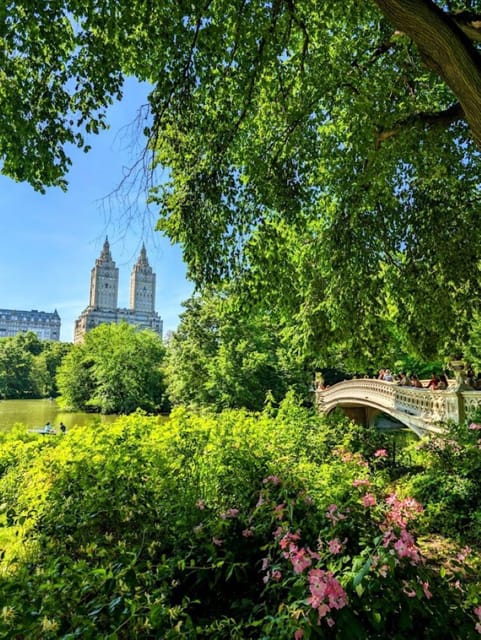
[[373, 0, 481, 149], [375, 102, 465, 147]]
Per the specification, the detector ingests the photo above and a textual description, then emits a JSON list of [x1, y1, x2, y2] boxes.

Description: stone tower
[[130, 244, 156, 313], [74, 239, 162, 343], [89, 237, 119, 310]]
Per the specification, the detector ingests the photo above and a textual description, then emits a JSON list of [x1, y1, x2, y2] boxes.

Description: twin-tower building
[[74, 238, 163, 343]]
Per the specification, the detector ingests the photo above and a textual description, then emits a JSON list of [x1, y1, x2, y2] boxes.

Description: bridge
[[315, 379, 481, 437]]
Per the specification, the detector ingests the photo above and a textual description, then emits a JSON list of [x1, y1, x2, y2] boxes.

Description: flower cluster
[[325, 503, 347, 524], [274, 529, 348, 627], [307, 569, 348, 624], [381, 495, 424, 566]]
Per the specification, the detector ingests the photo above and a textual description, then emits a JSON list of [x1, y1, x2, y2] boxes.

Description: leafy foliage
[[56, 322, 167, 413], [165, 288, 309, 411], [3, 2, 481, 363], [0, 400, 480, 638], [0, 332, 70, 399]]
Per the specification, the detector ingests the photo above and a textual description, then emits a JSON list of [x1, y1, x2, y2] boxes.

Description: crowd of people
[[377, 368, 481, 390]]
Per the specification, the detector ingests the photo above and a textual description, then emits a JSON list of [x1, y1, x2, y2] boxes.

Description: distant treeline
[[0, 332, 71, 399]]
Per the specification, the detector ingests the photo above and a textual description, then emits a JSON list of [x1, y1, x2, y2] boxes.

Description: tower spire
[[130, 244, 155, 312], [89, 237, 119, 309]]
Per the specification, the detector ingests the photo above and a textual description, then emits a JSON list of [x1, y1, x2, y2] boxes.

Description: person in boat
[[44, 422, 52, 433]]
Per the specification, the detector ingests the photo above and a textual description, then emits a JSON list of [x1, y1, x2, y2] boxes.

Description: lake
[[0, 399, 119, 433]]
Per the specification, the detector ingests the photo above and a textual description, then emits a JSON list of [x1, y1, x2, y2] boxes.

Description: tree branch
[[451, 11, 481, 43], [375, 102, 464, 147], [373, 0, 481, 148]]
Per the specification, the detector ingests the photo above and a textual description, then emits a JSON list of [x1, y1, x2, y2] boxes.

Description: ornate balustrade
[[315, 379, 481, 436]]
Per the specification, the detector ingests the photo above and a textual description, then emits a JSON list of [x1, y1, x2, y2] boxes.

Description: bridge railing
[[315, 379, 481, 431]]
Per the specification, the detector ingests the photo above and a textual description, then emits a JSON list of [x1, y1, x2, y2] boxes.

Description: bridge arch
[[315, 379, 481, 437]]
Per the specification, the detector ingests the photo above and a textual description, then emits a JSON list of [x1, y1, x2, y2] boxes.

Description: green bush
[[0, 400, 480, 638]]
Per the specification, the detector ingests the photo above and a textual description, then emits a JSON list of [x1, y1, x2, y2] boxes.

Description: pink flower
[[279, 531, 301, 550], [196, 499, 206, 510], [328, 538, 343, 554], [242, 528, 254, 537], [417, 578, 432, 599], [272, 526, 284, 539], [352, 478, 371, 487], [271, 569, 282, 582], [362, 493, 377, 507], [392, 529, 422, 564], [457, 546, 471, 562], [469, 423, 481, 430], [290, 548, 312, 574], [263, 475, 281, 485], [384, 494, 423, 527], [374, 448, 388, 458], [474, 605, 481, 619], [212, 537, 223, 546], [326, 504, 347, 523], [308, 568, 348, 615], [294, 629, 304, 640]]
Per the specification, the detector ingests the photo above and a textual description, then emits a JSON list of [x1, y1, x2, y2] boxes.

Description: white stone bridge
[[315, 379, 481, 437]]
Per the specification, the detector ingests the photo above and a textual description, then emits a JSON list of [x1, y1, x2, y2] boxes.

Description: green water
[[0, 399, 119, 433]]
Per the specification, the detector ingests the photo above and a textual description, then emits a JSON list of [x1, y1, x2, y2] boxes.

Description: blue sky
[[0, 79, 192, 342]]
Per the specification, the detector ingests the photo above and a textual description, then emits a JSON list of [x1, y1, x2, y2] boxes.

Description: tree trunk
[[373, 0, 481, 148]]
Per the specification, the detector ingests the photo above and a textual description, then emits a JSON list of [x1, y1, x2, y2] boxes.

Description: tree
[[0, 337, 38, 399], [56, 322, 167, 413], [0, 333, 70, 399], [3, 1, 481, 362], [35, 340, 72, 397], [165, 288, 309, 411]]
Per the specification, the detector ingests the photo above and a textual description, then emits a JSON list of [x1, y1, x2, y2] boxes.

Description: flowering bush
[[0, 399, 479, 638]]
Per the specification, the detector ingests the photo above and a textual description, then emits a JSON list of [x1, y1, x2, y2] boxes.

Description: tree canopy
[[56, 323, 167, 413], [3, 1, 481, 362], [0, 333, 70, 399], [165, 287, 309, 411]]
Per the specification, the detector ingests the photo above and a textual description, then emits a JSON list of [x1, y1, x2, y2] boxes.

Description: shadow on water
[[0, 399, 119, 433]]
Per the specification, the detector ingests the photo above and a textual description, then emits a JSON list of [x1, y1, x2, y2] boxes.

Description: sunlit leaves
[[57, 322, 167, 413]]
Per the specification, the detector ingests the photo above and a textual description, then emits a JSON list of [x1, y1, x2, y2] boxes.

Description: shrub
[[0, 399, 480, 638]]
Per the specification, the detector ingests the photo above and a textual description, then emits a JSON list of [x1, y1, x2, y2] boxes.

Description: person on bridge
[[397, 372, 410, 386], [426, 373, 440, 390], [410, 374, 423, 388], [465, 368, 476, 388], [436, 374, 449, 390]]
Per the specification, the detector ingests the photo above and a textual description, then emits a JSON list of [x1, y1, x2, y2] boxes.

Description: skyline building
[[0, 309, 61, 340], [74, 238, 163, 343]]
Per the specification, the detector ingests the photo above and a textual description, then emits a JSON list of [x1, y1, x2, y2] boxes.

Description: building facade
[[0, 309, 61, 340], [74, 239, 163, 343]]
